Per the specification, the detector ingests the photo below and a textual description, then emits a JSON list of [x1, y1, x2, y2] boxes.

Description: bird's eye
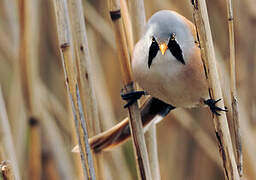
[[170, 33, 176, 41], [152, 37, 156, 42]]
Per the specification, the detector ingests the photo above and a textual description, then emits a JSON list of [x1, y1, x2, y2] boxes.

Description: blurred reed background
[[0, 0, 256, 179]]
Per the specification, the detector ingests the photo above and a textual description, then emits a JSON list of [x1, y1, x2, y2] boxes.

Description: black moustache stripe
[[148, 39, 159, 68], [168, 39, 185, 64]]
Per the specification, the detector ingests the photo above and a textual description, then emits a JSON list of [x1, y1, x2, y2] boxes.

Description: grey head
[[142, 10, 196, 68]]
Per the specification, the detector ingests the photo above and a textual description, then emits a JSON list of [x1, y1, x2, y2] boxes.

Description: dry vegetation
[[0, 0, 255, 179]]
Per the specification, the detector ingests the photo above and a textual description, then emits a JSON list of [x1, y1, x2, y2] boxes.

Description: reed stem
[[52, 0, 96, 178], [225, 0, 242, 176], [191, 0, 240, 179], [19, 0, 41, 178], [67, 0, 104, 178], [108, 0, 152, 179], [0, 87, 20, 180]]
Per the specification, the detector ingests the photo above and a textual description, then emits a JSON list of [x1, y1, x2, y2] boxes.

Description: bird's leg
[[204, 98, 228, 116], [121, 90, 146, 108]]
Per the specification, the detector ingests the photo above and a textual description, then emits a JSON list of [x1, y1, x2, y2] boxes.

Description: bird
[[125, 10, 209, 109], [72, 10, 227, 153]]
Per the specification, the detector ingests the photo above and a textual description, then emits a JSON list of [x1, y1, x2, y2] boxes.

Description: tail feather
[[89, 117, 130, 152], [75, 97, 175, 153]]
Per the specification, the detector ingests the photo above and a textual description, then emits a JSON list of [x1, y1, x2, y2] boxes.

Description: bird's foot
[[204, 98, 228, 116], [121, 90, 146, 108]]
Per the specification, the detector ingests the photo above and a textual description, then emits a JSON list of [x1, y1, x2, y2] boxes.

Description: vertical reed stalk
[[120, 0, 134, 55], [67, 0, 101, 137], [83, 2, 116, 50], [67, 0, 103, 178], [28, 118, 41, 180], [191, 0, 240, 179], [0, 87, 20, 180], [8, 72, 27, 174], [2, 0, 19, 47], [108, 0, 152, 179], [124, 0, 161, 178], [52, 0, 96, 179], [225, 0, 242, 176], [19, 0, 38, 114], [40, 107, 75, 179], [88, 27, 133, 179], [127, 0, 146, 43], [2, 0, 19, 66], [239, 103, 256, 179], [144, 125, 161, 180], [19, 0, 41, 178], [39, 83, 70, 136]]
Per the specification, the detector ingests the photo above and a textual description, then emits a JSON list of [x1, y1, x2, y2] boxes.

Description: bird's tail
[[72, 97, 175, 153]]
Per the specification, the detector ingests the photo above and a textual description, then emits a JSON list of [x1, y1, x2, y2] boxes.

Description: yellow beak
[[159, 43, 168, 55]]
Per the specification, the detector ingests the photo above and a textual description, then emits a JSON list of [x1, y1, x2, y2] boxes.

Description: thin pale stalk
[[52, 0, 96, 178], [69, 102, 85, 180], [0, 87, 20, 180], [127, 0, 146, 43], [40, 108, 75, 179], [67, 0, 101, 136], [239, 102, 256, 179], [225, 0, 242, 176], [28, 118, 41, 180], [7, 70, 27, 174], [19, 0, 42, 178], [144, 126, 160, 180], [67, 0, 103, 178], [217, 48, 250, 180], [39, 82, 71, 136], [120, 0, 134, 55], [88, 27, 133, 180], [0, 26, 28, 169], [83, 1, 116, 50], [2, 0, 19, 48], [18, 0, 39, 114], [37, 79, 76, 178], [0, 26, 17, 65], [191, 1, 240, 179], [124, 0, 161, 178], [108, 0, 152, 179]]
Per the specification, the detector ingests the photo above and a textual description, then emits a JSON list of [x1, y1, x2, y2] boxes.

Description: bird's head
[[144, 10, 195, 68]]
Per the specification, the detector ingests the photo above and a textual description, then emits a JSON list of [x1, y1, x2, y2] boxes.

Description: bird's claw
[[204, 98, 228, 116], [121, 90, 145, 108]]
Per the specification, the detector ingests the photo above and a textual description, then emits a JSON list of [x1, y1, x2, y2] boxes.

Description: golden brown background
[[0, 0, 255, 179]]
